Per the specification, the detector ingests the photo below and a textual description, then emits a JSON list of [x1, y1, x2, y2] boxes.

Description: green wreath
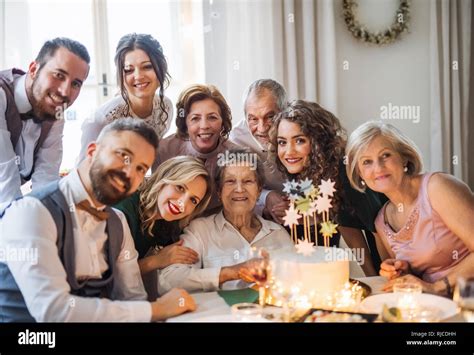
[[342, 0, 410, 45]]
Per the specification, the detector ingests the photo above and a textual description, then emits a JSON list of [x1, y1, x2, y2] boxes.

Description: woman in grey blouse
[[158, 148, 293, 294], [78, 33, 173, 165]]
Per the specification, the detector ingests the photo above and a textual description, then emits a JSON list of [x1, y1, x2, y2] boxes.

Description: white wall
[[334, 0, 432, 169]]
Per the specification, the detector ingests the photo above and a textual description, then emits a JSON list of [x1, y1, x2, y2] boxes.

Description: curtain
[[430, 0, 473, 188], [202, 0, 339, 119]]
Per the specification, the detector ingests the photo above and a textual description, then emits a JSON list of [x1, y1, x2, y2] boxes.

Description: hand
[[263, 191, 289, 224], [151, 288, 196, 321], [382, 274, 437, 294], [155, 240, 199, 269], [379, 259, 411, 280]]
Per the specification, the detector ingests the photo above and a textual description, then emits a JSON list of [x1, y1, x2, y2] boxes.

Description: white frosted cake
[[270, 246, 349, 298]]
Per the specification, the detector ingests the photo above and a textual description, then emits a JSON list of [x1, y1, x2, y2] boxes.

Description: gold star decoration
[[319, 221, 339, 238]]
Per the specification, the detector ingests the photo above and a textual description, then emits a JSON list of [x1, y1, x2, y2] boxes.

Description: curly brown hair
[[175, 84, 232, 140], [269, 100, 347, 214]]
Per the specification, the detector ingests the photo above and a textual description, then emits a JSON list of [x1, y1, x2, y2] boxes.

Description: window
[[1, 0, 205, 170]]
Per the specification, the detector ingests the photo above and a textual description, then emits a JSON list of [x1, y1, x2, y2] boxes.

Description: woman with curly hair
[[79, 33, 173, 165], [269, 100, 387, 275], [114, 156, 212, 298]]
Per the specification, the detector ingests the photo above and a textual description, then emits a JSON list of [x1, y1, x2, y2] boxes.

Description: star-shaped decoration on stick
[[283, 204, 301, 227], [299, 178, 313, 196], [295, 196, 312, 216], [282, 179, 301, 200], [320, 221, 339, 238], [315, 195, 332, 214], [295, 239, 315, 256], [319, 178, 336, 197]]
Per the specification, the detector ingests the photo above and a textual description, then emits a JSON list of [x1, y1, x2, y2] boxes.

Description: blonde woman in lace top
[[346, 121, 473, 297], [78, 33, 173, 165]]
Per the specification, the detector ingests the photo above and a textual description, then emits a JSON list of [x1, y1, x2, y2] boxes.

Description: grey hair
[[215, 148, 265, 193], [243, 79, 288, 113]]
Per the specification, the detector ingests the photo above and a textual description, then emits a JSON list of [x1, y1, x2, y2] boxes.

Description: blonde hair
[[139, 156, 212, 235], [346, 121, 423, 192]]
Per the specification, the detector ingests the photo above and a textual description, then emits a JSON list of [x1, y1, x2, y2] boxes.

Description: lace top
[[78, 94, 173, 165]]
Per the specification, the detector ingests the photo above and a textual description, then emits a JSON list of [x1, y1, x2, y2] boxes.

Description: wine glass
[[248, 247, 270, 307], [453, 277, 474, 322]]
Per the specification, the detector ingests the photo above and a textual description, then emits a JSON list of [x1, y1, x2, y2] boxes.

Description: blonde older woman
[[158, 148, 293, 294], [346, 121, 474, 296]]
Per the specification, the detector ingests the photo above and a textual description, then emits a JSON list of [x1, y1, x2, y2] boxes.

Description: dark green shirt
[[338, 161, 388, 233], [114, 191, 181, 259]]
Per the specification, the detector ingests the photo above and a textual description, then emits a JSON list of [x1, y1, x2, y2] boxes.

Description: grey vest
[[0, 68, 55, 182], [0, 181, 124, 322]]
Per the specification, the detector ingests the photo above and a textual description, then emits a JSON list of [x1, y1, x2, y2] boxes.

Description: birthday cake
[[270, 245, 349, 298]]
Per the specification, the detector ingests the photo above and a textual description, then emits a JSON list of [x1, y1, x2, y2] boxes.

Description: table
[[167, 276, 388, 322]]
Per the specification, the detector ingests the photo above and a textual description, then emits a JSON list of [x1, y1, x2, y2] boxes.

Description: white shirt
[[78, 94, 173, 165], [158, 211, 293, 294], [0, 74, 64, 212], [229, 119, 286, 213], [0, 169, 152, 322]]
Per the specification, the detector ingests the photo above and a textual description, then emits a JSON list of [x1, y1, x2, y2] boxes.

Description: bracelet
[[443, 277, 452, 297]]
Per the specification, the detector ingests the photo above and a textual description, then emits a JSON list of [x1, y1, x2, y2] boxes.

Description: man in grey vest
[[0, 37, 90, 213], [229, 79, 288, 223], [0, 118, 196, 322]]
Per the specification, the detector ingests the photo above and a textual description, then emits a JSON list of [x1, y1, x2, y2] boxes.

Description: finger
[[381, 262, 396, 271], [380, 269, 398, 279], [172, 239, 184, 246], [176, 250, 199, 262], [179, 247, 199, 258]]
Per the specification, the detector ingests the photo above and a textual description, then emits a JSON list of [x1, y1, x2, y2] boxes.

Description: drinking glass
[[453, 277, 474, 322], [248, 247, 270, 307]]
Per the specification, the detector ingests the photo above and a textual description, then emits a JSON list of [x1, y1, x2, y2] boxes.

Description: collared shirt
[[158, 211, 293, 294], [229, 119, 286, 213], [0, 74, 64, 212], [0, 169, 151, 322]]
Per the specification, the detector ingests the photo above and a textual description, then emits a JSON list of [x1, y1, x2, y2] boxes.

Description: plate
[[360, 293, 458, 321]]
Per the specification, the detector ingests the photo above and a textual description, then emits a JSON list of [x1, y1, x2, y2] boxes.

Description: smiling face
[[219, 165, 261, 216], [27, 46, 89, 120], [88, 131, 155, 205], [186, 98, 223, 154], [156, 175, 207, 222], [123, 48, 160, 102], [276, 119, 311, 175], [245, 89, 279, 147], [357, 135, 407, 194]]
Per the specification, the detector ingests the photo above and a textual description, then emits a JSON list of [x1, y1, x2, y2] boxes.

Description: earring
[[403, 166, 408, 173], [360, 180, 366, 186]]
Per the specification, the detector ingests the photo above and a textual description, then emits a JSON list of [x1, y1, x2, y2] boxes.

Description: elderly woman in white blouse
[[158, 148, 293, 294]]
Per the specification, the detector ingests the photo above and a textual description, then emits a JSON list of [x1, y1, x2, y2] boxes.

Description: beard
[[28, 73, 69, 122], [89, 158, 132, 205]]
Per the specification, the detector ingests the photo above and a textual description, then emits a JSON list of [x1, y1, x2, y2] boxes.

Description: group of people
[[0, 34, 472, 322]]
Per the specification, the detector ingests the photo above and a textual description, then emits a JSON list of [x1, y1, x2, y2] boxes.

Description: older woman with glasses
[[158, 148, 292, 294]]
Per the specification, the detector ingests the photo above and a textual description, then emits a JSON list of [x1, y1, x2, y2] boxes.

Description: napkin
[[217, 288, 259, 306]]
